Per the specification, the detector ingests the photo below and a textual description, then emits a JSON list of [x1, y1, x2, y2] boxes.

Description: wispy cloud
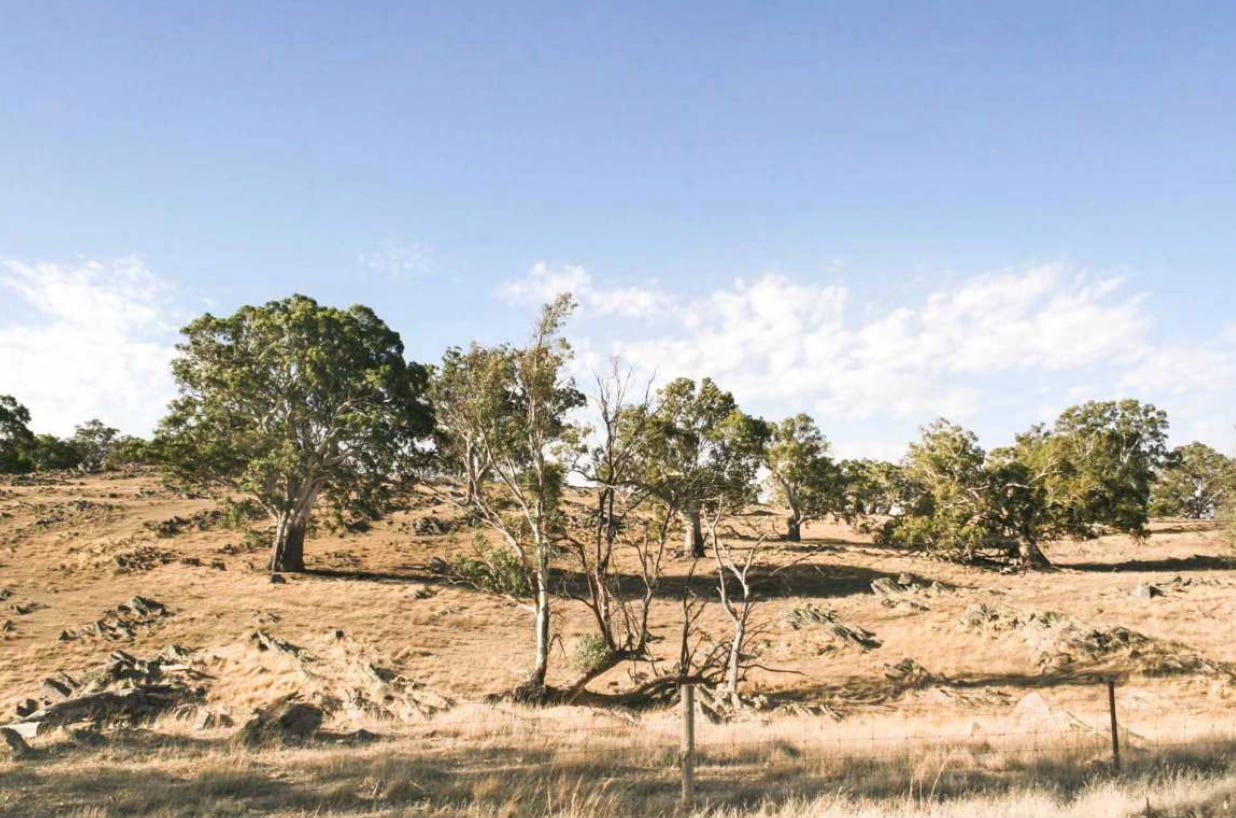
[[609, 265, 1151, 423], [358, 240, 434, 279], [0, 257, 180, 435], [500, 262, 672, 319]]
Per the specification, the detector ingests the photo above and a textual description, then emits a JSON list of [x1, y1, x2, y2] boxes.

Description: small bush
[[573, 634, 613, 673], [451, 539, 531, 598]]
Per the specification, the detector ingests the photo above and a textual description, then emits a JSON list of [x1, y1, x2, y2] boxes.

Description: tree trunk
[[526, 547, 552, 697], [683, 510, 705, 558], [1017, 539, 1052, 570], [270, 514, 307, 573], [725, 617, 745, 708], [786, 515, 802, 542]]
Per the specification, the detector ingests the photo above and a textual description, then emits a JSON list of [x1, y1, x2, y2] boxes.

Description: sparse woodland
[[3, 292, 1236, 817]]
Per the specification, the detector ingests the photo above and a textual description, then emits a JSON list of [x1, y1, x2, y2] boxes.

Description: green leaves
[[1150, 442, 1235, 519], [627, 377, 768, 514], [155, 293, 433, 529], [764, 414, 841, 537], [882, 400, 1173, 565]]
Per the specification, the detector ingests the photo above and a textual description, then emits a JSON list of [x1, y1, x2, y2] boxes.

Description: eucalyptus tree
[[1150, 442, 1234, 520], [0, 395, 34, 473], [764, 413, 841, 541], [432, 295, 584, 698], [155, 294, 433, 573], [625, 377, 767, 558], [881, 400, 1172, 568]]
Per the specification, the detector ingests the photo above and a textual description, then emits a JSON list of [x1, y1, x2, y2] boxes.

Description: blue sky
[[1, 2, 1234, 458]]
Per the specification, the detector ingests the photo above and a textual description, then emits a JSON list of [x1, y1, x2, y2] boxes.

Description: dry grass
[[4, 471, 1236, 816]]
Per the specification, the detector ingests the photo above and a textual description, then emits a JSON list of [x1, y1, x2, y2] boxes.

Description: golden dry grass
[[3, 470, 1236, 816]]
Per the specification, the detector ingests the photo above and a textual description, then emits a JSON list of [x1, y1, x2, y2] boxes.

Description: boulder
[[239, 697, 323, 747], [0, 727, 31, 760]]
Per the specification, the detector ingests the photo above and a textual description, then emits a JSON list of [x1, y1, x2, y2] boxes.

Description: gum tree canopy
[[156, 294, 434, 573]]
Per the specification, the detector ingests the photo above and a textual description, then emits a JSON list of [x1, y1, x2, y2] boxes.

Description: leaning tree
[[155, 294, 433, 573]]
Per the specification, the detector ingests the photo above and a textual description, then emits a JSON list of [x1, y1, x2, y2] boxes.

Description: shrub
[[451, 538, 532, 598]]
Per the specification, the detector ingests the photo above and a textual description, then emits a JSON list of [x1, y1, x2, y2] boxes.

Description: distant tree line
[[3, 292, 1234, 699]]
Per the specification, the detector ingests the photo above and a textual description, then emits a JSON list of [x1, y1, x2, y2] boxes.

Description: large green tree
[[156, 294, 433, 573], [764, 414, 840, 541], [71, 419, 122, 473], [0, 395, 35, 473], [624, 378, 767, 558], [1017, 399, 1171, 541], [432, 295, 584, 697], [881, 400, 1172, 568], [1150, 442, 1235, 520]]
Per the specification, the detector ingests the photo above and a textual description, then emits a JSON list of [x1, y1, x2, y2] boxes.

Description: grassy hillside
[[2, 469, 1236, 817]]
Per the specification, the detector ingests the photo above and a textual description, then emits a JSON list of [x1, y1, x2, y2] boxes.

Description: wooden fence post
[[680, 683, 696, 807], [1107, 679, 1121, 772]]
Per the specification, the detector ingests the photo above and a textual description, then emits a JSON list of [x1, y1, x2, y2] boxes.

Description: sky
[[1, 2, 1234, 459]]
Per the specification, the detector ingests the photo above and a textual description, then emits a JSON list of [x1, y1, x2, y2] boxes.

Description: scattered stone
[[14, 700, 37, 718], [58, 596, 170, 643], [884, 658, 934, 688], [1, 620, 15, 633], [786, 606, 881, 649], [407, 583, 436, 600], [210, 559, 227, 571], [270, 574, 287, 585], [193, 709, 235, 731], [251, 630, 306, 658], [238, 696, 323, 747], [1132, 583, 1164, 600], [412, 516, 450, 536], [40, 678, 74, 703], [0, 727, 31, 760]]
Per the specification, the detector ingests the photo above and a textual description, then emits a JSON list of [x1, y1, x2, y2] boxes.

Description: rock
[[209, 559, 227, 571], [158, 644, 194, 663], [1132, 584, 1164, 599], [0, 727, 31, 760], [194, 709, 234, 730], [40, 678, 73, 703], [124, 597, 166, 617], [1, 620, 15, 633], [897, 572, 916, 586], [269, 574, 287, 585], [239, 697, 323, 746], [15, 699, 38, 718]]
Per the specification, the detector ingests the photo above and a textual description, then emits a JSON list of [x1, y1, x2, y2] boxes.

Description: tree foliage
[[879, 400, 1171, 568], [0, 395, 35, 473], [763, 414, 840, 541], [431, 294, 584, 697], [155, 294, 433, 572], [622, 377, 768, 557], [1150, 442, 1235, 520]]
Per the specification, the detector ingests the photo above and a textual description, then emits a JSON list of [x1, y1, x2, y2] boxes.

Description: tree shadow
[[580, 562, 909, 602], [1056, 554, 1236, 573]]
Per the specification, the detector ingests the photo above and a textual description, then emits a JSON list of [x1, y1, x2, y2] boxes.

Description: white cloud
[[500, 262, 672, 319], [608, 265, 1152, 424], [359, 240, 433, 279], [0, 257, 180, 436]]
